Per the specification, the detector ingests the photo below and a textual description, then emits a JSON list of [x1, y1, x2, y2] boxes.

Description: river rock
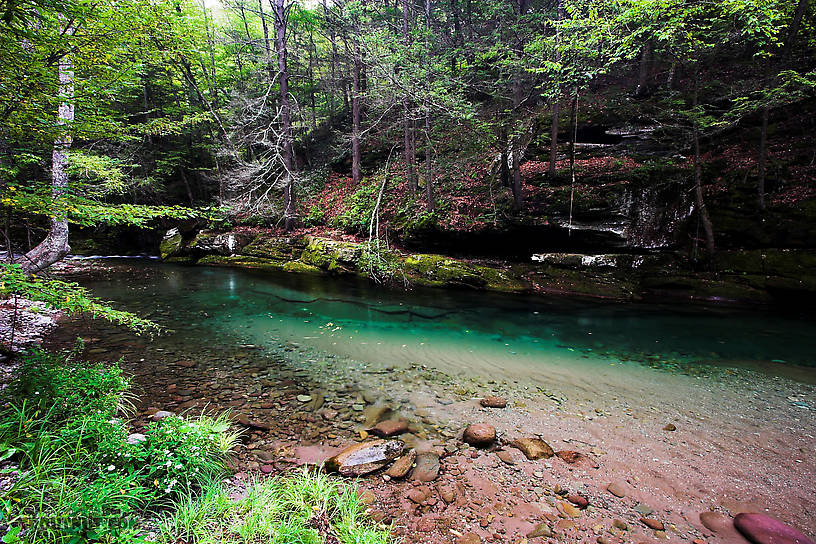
[[463, 423, 496, 447], [412, 452, 440, 482], [510, 438, 554, 460], [496, 450, 515, 465], [700, 511, 733, 533], [640, 518, 664, 531], [607, 482, 628, 498], [568, 494, 589, 509], [369, 419, 409, 437], [324, 440, 403, 476], [386, 449, 416, 479], [407, 486, 430, 504], [437, 483, 456, 503], [555, 450, 589, 464], [126, 433, 147, 445], [152, 410, 174, 421], [663, 423, 677, 431], [733, 513, 815, 544], [480, 396, 507, 408], [528, 522, 554, 538]]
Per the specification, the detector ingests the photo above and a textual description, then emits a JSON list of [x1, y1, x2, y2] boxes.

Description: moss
[[300, 237, 363, 274], [160, 232, 184, 260], [198, 255, 285, 272], [282, 261, 322, 274]]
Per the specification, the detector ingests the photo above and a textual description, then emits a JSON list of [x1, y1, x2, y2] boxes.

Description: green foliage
[[0, 347, 237, 543], [158, 470, 397, 544], [0, 263, 159, 336], [358, 241, 406, 286]]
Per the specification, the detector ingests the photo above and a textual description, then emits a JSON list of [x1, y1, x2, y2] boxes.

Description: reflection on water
[[79, 261, 816, 380]]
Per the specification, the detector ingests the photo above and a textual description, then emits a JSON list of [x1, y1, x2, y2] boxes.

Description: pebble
[[640, 517, 664, 531], [634, 503, 654, 516], [527, 522, 553, 538], [369, 419, 409, 437], [613, 519, 628, 530], [607, 482, 627, 498], [480, 396, 507, 408], [296, 395, 312, 403], [663, 423, 676, 431], [407, 487, 429, 504], [567, 494, 589, 509]]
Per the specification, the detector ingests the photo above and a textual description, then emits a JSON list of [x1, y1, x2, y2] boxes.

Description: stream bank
[[158, 227, 816, 306]]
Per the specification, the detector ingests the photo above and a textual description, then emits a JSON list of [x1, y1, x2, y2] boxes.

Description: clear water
[[75, 261, 816, 383]]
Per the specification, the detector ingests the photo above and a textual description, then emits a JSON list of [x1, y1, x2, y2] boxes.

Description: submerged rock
[[324, 440, 403, 476], [463, 423, 496, 447], [510, 438, 554, 460], [733, 513, 815, 544], [368, 419, 409, 437]]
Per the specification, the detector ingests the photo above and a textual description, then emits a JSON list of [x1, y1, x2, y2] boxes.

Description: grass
[[158, 470, 396, 544]]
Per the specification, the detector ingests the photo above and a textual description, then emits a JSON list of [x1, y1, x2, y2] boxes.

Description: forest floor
[[39, 261, 816, 544]]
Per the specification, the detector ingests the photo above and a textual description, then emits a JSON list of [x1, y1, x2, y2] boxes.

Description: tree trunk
[[351, 41, 362, 183], [548, 0, 563, 177], [424, 0, 435, 212], [402, 0, 416, 192], [258, 0, 276, 84], [692, 72, 715, 255], [273, 0, 296, 231], [499, 124, 510, 187], [635, 40, 651, 97], [322, 0, 338, 116], [784, 0, 810, 56], [757, 105, 768, 211], [19, 18, 73, 274]]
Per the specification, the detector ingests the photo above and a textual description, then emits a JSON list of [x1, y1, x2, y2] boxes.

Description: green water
[[76, 260, 816, 382]]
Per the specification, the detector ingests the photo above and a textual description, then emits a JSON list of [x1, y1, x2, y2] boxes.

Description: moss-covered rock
[[300, 237, 363, 274], [198, 255, 286, 272], [282, 261, 322, 274], [242, 235, 308, 261], [189, 230, 253, 256], [160, 229, 185, 260]]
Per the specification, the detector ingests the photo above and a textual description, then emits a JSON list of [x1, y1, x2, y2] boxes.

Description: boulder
[[324, 440, 403, 476], [734, 513, 815, 544], [151, 410, 174, 421], [510, 438, 554, 460], [463, 423, 496, 447], [126, 433, 147, 446]]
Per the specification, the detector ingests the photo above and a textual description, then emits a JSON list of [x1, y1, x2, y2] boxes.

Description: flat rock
[[412, 452, 440, 482], [296, 395, 312, 403], [480, 396, 507, 408], [607, 482, 628, 498], [734, 513, 815, 544], [324, 440, 403, 476], [510, 438, 554, 460], [463, 423, 496, 447], [369, 419, 409, 437], [496, 450, 515, 465], [152, 410, 174, 421], [386, 449, 416, 479]]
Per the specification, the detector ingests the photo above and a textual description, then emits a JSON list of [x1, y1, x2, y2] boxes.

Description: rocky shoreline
[[42, 270, 816, 544], [157, 227, 816, 306]]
